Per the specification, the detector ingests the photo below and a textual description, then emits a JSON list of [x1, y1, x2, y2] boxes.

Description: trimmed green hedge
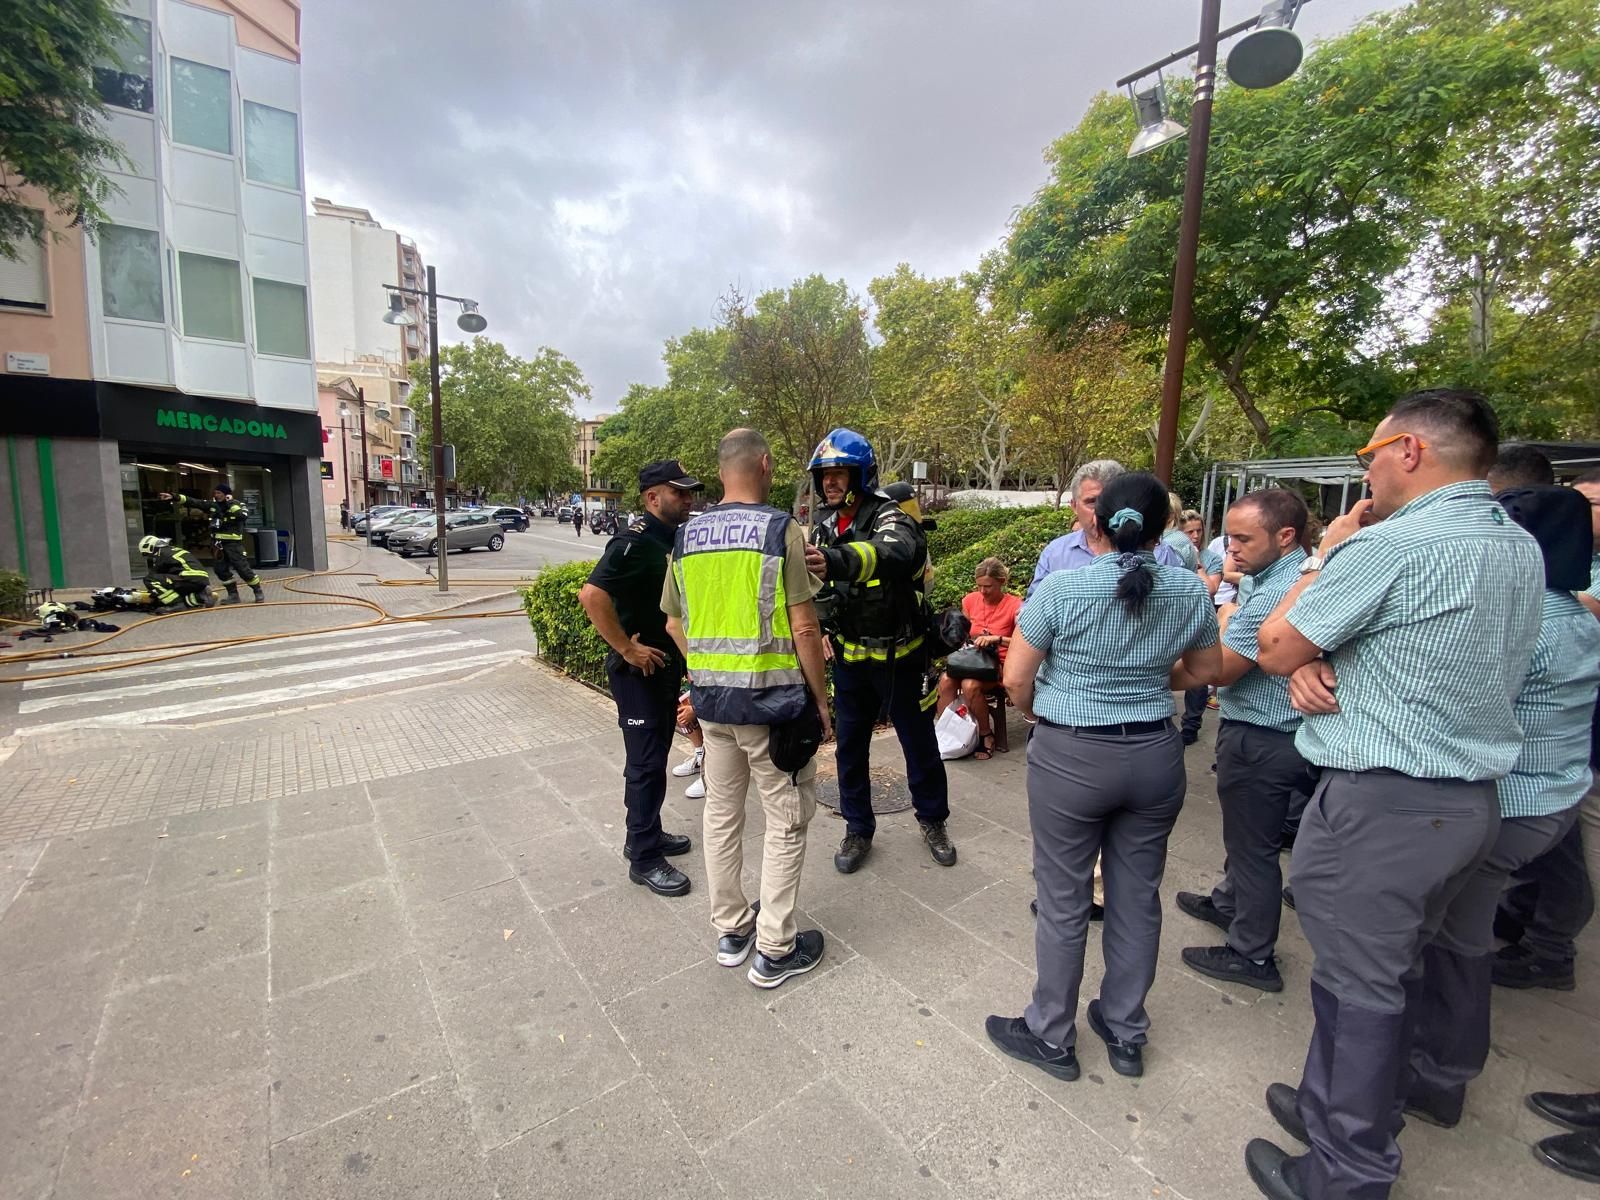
[[0, 569, 26, 617], [520, 559, 611, 692], [925, 506, 1042, 561], [928, 508, 1076, 609]]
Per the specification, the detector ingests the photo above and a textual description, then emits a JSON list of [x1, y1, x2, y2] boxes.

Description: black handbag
[[928, 606, 971, 657], [945, 642, 1001, 683], [770, 704, 825, 778]]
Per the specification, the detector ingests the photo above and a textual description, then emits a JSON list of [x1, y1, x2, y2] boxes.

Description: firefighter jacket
[[148, 545, 210, 581], [810, 490, 929, 661], [177, 494, 250, 540]]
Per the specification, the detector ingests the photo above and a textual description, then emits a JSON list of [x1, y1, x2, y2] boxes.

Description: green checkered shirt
[[1017, 554, 1218, 726], [1219, 548, 1307, 733], [1498, 589, 1600, 817], [1587, 552, 1600, 603], [1286, 480, 1543, 780]]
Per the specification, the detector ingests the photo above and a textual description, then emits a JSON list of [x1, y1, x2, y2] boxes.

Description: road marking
[[22, 629, 450, 690], [18, 638, 496, 713], [13, 650, 531, 735], [22, 622, 406, 671]]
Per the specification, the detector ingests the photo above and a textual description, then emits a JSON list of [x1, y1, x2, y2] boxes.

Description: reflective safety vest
[[672, 503, 808, 726]]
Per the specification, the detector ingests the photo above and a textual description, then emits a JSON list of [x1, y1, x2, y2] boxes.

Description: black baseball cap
[[638, 460, 702, 491]]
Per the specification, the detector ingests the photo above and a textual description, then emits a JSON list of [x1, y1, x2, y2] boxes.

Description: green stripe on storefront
[[5, 438, 27, 578], [35, 438, 65, 589]]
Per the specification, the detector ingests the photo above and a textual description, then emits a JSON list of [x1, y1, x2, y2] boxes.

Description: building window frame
[[94, 14, 155, 114], [0, 213, 50, 314], [175, 250, 246, 344], [169, 56, 234, 155], [250, 275, 311, 360], [242, 100, 301, 191], [98, 222, 166, 325]]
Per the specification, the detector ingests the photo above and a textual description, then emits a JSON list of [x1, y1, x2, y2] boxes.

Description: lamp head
[[382, 292, 414, 326], [456, 300, 488, 334], [1227, 0, 1305, 89], [1126, 78, 1187, 158]]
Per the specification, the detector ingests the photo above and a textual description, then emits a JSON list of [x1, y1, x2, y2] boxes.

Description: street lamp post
[[382, 268, 487, 593], [337, 404, 352, 523]]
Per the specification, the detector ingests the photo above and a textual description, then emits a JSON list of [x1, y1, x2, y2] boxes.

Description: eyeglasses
[[1354, 432, 1427, 470]]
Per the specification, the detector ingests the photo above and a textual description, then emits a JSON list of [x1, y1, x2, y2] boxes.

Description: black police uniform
[[587, 512, 685, 869]]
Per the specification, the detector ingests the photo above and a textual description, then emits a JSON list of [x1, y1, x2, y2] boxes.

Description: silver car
[[388, 511, 505, 557], [368, 510, 432, 546]]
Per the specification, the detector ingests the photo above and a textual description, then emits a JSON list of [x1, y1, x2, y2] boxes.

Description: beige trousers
[[700, 719, 816, 958]]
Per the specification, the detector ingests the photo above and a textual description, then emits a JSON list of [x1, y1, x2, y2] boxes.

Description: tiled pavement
[[3, 665, 1599, 1198]]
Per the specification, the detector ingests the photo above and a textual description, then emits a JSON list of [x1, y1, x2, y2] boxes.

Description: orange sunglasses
[[1354, 432, 1427, 470]]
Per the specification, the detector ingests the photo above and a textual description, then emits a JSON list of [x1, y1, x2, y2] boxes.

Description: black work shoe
[[1086, 999, 1143, 1077], [629, 862, 690, 897], [1029, 899, 1104, 921], [835, 833, 872, 874], [1182, 944, 1284, 993], [1266, 1082, 1308, 1144], [920, 820, 957, 867], [1536, 1129, 1600, 1184], [1176, 891, 1232, 934], [1282, 886, 1296, 911], [1492, 952, 1575, 991], [1529, 1091, 1600, 1132], [220, 592, 242, 606], [1246, 1138, 1308, 1200], [659, 832, 692, 857], [252, 588, 265, 603], [748, 928, 824, 989], [1403, 1097, 1460, 1130], [716, 900, 761, 968], [984, 1015, 1079, 1082]]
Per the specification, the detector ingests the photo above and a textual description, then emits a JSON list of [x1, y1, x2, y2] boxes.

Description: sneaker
[[834, 833, 872, 874], [920, 820, 957, 867], [1206, 694, 1219, 711], [1181, 944, 1284, 993], [1175, 891, 1232, 934], [672, 747, 704, 778], [748, 929, 825, 989], [717, 901, 761, 967], [684, 776, 706, 800], [984, 1015, 1079, 1082], [1492, 952, 1576, 991]]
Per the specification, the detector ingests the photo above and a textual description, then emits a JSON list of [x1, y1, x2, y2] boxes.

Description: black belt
[[1041, 717, 1172, 737]]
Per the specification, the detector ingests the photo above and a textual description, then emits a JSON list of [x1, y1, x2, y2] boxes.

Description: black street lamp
[[382, 268, 487, 592], [1118, 0, 1307, 484]]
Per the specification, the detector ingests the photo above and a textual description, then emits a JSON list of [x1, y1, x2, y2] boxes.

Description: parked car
[[557, 505, 575, 523], [350, 504, 407, 532], [369, 510, 433, 546], [485, 505, 530, 532], [538, 505, 557, 518], [387, 510, 505, 556]]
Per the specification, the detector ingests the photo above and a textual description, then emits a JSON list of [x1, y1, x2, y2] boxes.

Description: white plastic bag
[[936, 704, 980, 760]]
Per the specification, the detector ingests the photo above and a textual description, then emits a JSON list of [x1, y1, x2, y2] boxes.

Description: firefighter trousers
[[213, 539, 260, 587]]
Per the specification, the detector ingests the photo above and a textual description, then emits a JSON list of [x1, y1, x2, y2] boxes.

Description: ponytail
[[1095, 473, 1170, 619]]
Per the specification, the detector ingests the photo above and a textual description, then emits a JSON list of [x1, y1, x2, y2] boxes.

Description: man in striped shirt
[[1244, 390, 1544, 1200]]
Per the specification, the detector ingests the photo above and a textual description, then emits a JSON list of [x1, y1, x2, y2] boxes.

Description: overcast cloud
[[301, 0, 1398, 416]]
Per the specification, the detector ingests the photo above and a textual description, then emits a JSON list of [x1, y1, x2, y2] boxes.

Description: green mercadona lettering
[[156, 408, 288, 440]]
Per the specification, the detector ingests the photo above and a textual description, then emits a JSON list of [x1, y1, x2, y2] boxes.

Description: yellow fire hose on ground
[[0, 538, 549, 685]]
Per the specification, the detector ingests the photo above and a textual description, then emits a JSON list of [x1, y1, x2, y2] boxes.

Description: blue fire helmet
[[808, 428, 878, 498]]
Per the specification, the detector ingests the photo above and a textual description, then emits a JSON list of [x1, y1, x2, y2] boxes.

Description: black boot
[[252, 584, 265, 604], [920, 820, 956, 867], [1492, 951, 1575, 991], [221, 585, 242, 606], [834, 833, 872, 874]]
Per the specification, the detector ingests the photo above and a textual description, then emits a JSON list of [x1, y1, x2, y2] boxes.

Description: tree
[[720, 276, 872, 502], [1008, 326, 1156, 505], [1, 0, 132, 258], [411, 339, 583, 498], [1007, 3, 1542, 446]]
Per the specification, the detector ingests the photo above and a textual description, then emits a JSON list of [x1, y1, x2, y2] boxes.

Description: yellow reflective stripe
[[836, 634, 925, 663], [686, 651, 804, 673], [847, 541, 877, 581], [863, 579, 880, 588]]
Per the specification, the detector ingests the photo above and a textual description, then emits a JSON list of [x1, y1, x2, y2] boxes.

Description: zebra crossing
[[6, 624, 530, 737]]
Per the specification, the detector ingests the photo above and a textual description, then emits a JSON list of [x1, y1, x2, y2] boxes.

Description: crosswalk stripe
[[17, 638, 495, 714], [13, 650, 531, 736], [22, 623, 410, 671], [21, 629, 447, 691]]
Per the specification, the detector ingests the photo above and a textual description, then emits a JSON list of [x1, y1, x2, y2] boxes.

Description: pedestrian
[[577, 461, 703, 897], [157, 483, 264, 604], [1174, 488, 1316, 994], [1485, 442, 1555, 492], [1027, 460, 1183, 596], [984, 470, 1219, 1083], [661, 428, 833, 988], [572, 506, 584, 537], [1246, 388, 1544, 1200], [935, 557, 1022, 761], [339, 499, 350, 530], [672, 691, 706, 801], [806, 427, 956, 873]]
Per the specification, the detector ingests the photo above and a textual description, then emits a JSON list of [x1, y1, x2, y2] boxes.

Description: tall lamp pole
[[357, 386, 372, 547], [338, 406, 352, 522]]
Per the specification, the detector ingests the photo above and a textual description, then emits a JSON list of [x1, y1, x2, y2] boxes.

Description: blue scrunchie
[[1106, 507, 1144, 533]]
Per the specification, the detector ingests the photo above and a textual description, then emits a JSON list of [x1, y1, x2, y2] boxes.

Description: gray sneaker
[[748, 929, 824, 989], [716, 900, 760, 967]]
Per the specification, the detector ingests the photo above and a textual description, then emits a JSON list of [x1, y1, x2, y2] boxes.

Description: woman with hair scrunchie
[[985, 471, 1220, 1081]]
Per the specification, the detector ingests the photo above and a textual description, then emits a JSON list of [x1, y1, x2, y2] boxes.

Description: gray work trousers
[[1210, 721, 1318, 961], [1406, 806, 1576, 1122], [1025, 721, 1184, 1050], [1287, 768, 1498, 1200]]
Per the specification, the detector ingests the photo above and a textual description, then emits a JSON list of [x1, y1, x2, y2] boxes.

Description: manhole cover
[[813, 764, 913, 815]]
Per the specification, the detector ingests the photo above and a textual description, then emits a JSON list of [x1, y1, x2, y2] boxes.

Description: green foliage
[[0, 568, 27, 615], [520, 560, 610, 692], [412, 339, 583, 499], [928, 508, 1075, 609], [0, 0, 131, 257], [925, 506, 1043, 561]]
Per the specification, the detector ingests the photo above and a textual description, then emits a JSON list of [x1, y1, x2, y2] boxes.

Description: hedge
[[520, 559, 611, 692], [928, 507, 1076, 609], [925, 506, 1043, 561], [0, 569, 26, 616]]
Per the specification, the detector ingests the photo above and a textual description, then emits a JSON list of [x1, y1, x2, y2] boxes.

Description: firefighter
[[806, 428, 956, 873], [138, 535, 214, 611], [157, 483, 264, 604]]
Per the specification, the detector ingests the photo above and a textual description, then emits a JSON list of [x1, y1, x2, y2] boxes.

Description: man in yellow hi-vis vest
[[662, 428, 833, 990]]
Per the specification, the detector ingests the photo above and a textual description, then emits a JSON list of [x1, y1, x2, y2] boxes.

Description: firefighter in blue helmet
[[806, 428, 956, 872]]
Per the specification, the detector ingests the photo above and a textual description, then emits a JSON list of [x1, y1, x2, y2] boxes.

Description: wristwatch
[[1299, 556, 1324, 574]]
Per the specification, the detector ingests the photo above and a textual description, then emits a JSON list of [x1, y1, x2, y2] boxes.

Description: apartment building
[[0, 0, 326, 586]]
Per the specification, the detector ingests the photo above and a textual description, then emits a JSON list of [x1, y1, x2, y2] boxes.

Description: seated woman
[[936, 557, 1023, 760]]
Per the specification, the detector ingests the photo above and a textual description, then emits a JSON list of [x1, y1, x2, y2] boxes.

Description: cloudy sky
[[301, 0, 1398, 417]]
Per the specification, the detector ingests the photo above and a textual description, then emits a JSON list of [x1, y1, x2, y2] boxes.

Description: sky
[[301, 0, 1401, 417]]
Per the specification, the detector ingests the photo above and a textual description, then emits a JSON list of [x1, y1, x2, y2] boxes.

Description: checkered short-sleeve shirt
[[1218, 547, 1306, 733], [1498, 590, 1600, 817]]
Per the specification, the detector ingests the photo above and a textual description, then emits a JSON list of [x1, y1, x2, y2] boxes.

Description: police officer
[[578, 460, 703, 896], [806, 428, 956, 873], [138, 535, 214, 611], [157, 483, 264, 604]]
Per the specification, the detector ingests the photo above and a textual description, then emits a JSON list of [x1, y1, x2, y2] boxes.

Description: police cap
[[638, 460, 703, 491]]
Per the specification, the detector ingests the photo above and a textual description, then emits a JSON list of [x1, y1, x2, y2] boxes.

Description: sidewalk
[[1, 663, 1596, 1198]]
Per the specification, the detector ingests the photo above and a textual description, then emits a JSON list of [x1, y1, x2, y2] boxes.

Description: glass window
[[178, 252, 243, 341], [252, 278, 310, 357], [170, 58, 232, 153], [99, 225, 163, 322], [243, 102, 300, 189], [95, 16, 153, 113], [0, 220, 48, 310]]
